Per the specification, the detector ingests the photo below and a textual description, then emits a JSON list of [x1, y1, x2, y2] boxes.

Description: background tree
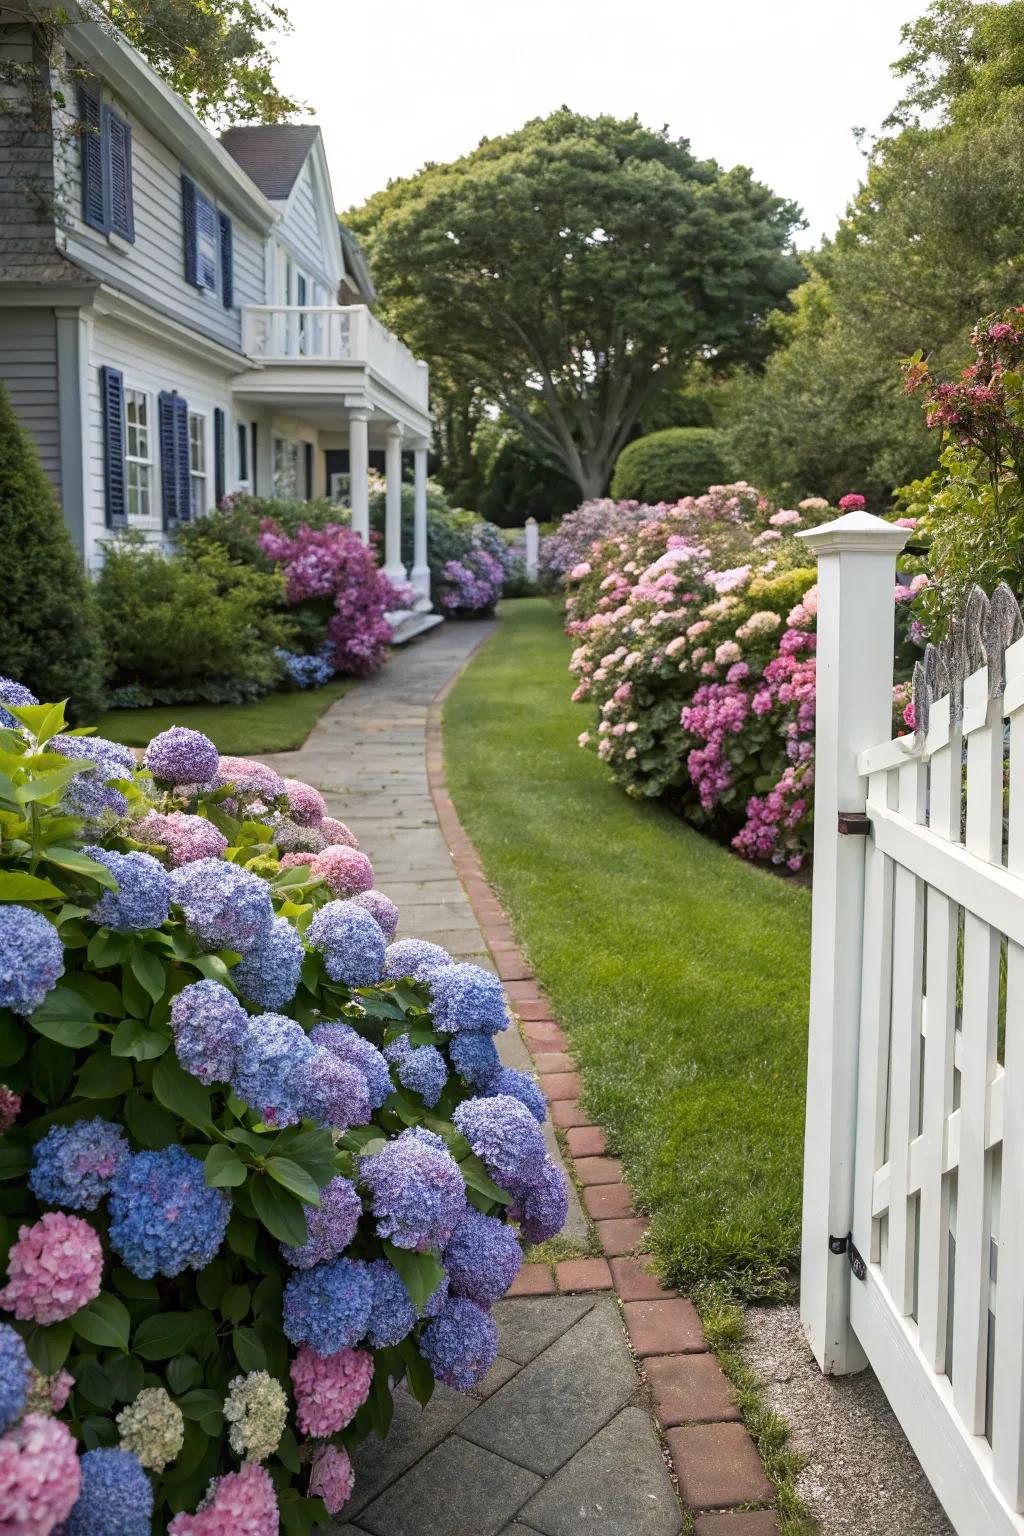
[[347, 110, 802, 501]]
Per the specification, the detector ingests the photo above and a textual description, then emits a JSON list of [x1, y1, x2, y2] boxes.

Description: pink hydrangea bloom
[[290, 1345, 373, 1437], [308, 1444, 355, 1515], [217, 758, 287, 805], [137, 811, 228, 868], [311, 846, 374, 897], [168, 1460, 278, 1535], [320, 818, 358, 850], [0, 1212, 102, 1324], [283, 779, 326, 827], [0, 1413, 80, 1534], [278, 853, 314, 873], [47, 1371, 74, 1412], [769, 509, 801, 527], [569, 562, 592, 579], [0, 1084, 21, 1133], [838, 493, 866, 510]]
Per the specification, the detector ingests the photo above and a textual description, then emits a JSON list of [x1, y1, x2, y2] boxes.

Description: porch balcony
[[241, 303, 429, 415]]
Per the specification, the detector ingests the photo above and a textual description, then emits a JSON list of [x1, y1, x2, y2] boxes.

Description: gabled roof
[[339, 224, 376, 305], [219, 125, 321, 202]]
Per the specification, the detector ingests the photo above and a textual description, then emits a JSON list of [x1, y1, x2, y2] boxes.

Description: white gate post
[[525, 517, 539, 583], [795, 510, 908, 1374]]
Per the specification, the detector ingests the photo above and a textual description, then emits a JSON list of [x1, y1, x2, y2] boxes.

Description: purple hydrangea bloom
[[364, 1259, 449, 1348], [144, 726, 219, 787], [280, 1175, 362, 1268], [384, 1037, 447, 1108], [0, 1323, 30, 1432], [443, 1208, 522, 1305], [30, 1118, 128, 1211], [0, 677, 37, 730], [85, 846, 172, 932], [60, 1446, 153, 1536], [429, 963, 510, 1036], [170, 980, 250, 1086], [170, 858, 274, 953], [108, 1146, 230, 1279], [293, 1046, 371, 1130], [0, 905, 63, 1014], [307, 900, 385, 986], [383, 938, 453, 984], [217, 755, 287, 805], [448, 1033, 501, 1089], [512, 1155, 569, 1245], [453, 1095, 546, 1190], [420, 1297, 499, 1391], [272, 815, 326, 855], [350, 889, 400, 942], [361, 1127, 466, 1252], [231, 1013, 313, 1128], [485, 1066, 547, 1124], [310, 1022, 392, 1109], [231, 916, 304, 1010], [53, 734, 135, 820], [282, 1257, 374, 1355]]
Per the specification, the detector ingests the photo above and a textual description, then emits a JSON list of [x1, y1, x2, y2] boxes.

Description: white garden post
[[383, 424, 407, 586], [411, 443, 431, 610], [795, 510, 908, 1374], [349, 410, 370, 545], [525, 517, 539, 583]]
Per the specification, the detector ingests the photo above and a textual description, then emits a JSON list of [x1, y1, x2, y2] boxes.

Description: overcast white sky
[[271, 0, 926, 248]]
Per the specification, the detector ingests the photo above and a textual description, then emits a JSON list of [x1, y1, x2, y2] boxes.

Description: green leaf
[[29, 1038, 75, 1104], [221, 1283, 251, 1324], [64, 974, 125, 1017], [0, 870, 64, 902], [187, 953, 234, 986], [106, 1352, 145, 1403], [381, 1242, 446, 1313], [25, 1320, 72, 1374], [86, 929, 129, 969], [73, 1293, 131, 1351], [265, 1156, 321, 1207], [76, 1356, 116, 1409], [204, 1144, 247, 1188], [250, 1175, 308, 1247], [0, 1140, 30, 1181], [195, 1258, 231, 1310], [76, 1052, 133, 1099], [16, 761, 87, 803], [0, 1012, 27, 1068], [276, 1424, 301, 1475], [130, 944, 166, 1004], [177, 1387, 224, 1433], [232, 1324, 265, 1371], [111, 1017, 169, 1061], [112, 1266, 159, 1301], [8, 702, 59, 735], [269, 1126, 336, 1187], [458, 1152, 513, 1205], [152, 1055, 213, 1129], [401, 1339, 436, 1406], [29, 982, 98, 1048], [133, 1310, 215, 1361], [123, 1090, 178, 1150], [167, 1354, 202, 1394]]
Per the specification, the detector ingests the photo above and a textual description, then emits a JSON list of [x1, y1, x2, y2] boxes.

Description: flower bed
[[0, 682, 566, 1534], [553, 486, 925, 870]]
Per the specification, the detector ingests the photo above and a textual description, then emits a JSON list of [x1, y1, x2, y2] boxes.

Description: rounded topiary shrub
[[610, 428, 728, 505], [0, 689, 568, 1533]]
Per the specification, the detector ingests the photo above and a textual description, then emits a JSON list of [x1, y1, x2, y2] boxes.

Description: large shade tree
[[347, 110, 803, 500]]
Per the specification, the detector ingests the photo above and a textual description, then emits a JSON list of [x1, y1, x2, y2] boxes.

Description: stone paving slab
[[520, 1406, 684, 1536], [357, 1436, 543, 1536]]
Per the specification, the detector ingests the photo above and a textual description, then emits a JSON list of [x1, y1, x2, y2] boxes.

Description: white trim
[[123, 384, 154, 521]]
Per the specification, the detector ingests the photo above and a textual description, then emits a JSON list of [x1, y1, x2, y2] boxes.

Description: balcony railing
[[241, 304, 429, 411]]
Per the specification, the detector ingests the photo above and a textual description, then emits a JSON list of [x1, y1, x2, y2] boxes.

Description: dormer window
[[78, 86, 134, 242]]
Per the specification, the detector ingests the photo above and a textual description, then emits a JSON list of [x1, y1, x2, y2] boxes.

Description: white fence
[[800, 510, 1024, 1534]]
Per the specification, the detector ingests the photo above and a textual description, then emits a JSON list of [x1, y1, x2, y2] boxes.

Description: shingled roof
[[218, 124, 320, 200]]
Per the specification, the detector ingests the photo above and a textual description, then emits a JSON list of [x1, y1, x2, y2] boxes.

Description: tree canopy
[[347, 110, 802, 499]]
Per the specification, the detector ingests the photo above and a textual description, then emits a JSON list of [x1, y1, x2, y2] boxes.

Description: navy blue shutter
[[304, 440, 313, 500], [251, 422, 259, 494], [104, 107, 134, 241], [218, 212, 234, 308], [100, 366, 126, 526], [175, 397, 191, 521], [181, 175, 198, 286], [158, 392, 178, 527], [195, 192, 218, 290], [214, 409, 226, 504], [79, 86, 106, 232]]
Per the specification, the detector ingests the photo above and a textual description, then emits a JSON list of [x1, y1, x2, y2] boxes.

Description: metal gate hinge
[[837, 812, 871, 836], [829, 1232, 867, 1281]]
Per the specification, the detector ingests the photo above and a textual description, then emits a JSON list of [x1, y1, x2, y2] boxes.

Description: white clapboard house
[[0, 1, 433, 616]]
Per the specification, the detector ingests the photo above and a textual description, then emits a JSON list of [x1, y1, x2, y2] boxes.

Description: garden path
[[259, 625, 693, 1536]]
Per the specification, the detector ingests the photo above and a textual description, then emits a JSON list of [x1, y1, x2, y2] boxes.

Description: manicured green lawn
[[96, 679, 351, 756], [444, 598, 811, 1300]]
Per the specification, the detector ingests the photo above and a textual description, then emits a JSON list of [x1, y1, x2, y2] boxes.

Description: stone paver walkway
[[261, 625, 777, 1536]]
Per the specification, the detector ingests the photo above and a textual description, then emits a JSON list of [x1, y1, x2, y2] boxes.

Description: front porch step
[[388, 610, 445, 646]]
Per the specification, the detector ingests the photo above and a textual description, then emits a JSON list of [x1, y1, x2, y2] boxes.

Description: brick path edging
[[425, 660, 778, 1530]]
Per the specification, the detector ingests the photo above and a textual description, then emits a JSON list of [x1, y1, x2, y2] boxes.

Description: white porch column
[[525, 517, 539, 583], [411, 443, 431, 610], [383, 423, 407, 586], [348, 410, 370, 546]]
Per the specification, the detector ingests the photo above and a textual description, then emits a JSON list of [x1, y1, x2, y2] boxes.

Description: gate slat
[[857, 769, 897, 1266]]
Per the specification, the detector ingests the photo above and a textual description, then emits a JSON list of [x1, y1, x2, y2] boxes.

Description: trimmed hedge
[[610, 428, 728, 504]]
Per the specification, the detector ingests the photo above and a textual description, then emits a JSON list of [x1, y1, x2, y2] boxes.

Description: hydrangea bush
[[0, 695, 566, 1534]]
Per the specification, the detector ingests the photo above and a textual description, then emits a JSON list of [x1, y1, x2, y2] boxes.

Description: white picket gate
[[799, 511, 1024, 1535]]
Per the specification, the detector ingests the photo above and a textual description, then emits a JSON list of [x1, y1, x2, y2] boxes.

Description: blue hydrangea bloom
[[428, 963, 510, 1036], [108, 1146, 230, 1279], [310, 1021, 392, 1109], [361, 1126, 466, 1252], [420, 1297, 499, 1391], [60, 1447, 153, 1536], [513, 1155, 569, 1245], [364, 1259, 449, 1348], [85, 846, 172, 932], [293, 1045, 371, 1130], [384, 1036, 447, 1108], [282, 1256, 374, 1354], [275, 649, 334, 688], [231, 1013, 313, 1128], [280, 1175, 362, 1269], [143, 726, 219, 787], [170, 857, 274, 954], [0, 1323, 30, 1432], [443, 1208, 522, 1305], [383, 938, 453, 983], [52, 734, 135, 820], [448, 1032, 502, 1089], [30, 1117, 128, 1211], [485, 1066, 547, 1124], [453, 1095, 547, 1190], [170, 979, 250, 1086], [307, 900, 385, 987], [231, 915, 304, 1010], [350, 889, 400, 942], [0, 905, 63, 1014], [0, 677, 37, 730]]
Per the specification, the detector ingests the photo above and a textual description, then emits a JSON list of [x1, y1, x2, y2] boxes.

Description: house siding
[[277, 156, 333, 289], [0, 25, 76, 284], [0, 309, 61, 491]]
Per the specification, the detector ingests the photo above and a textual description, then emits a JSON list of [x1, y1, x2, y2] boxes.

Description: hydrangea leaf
[[265, 1156, 322, 1207], [75, 1356, 115, 1409], [111, 1017, 170, 1061], [133, 1309, 216, 1361], [381, 1241, 446, 1314], [28, 1037, 75, 1104], [204, 1144, 248, 1188], [152, 1055, 214, 1129], [0, 1139, 30, 1181], [221, 1283, 251, 1324], [232, 1324, 265, 1371], [29, 983, 99, 1048], [250, 1173, 309, 1247], [123, 1089, 178, 1150], [0, 870, 64, 901], [129, 944, 166, 1004], [25, 1319, 73, 1374], [0, 1011, 27, 1068], [106, 1352, 145, 1404], [41, 844, 119, 890], [457, 1152, 513, 1206], [75, 1052, 133, 1099], [73, 1292, 131, 1351]]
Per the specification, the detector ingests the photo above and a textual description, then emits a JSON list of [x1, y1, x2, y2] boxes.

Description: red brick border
[[426, 676, 778, 1531]]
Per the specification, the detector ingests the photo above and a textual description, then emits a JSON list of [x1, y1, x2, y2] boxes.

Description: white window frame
[[273, 435, 299, 498], [189, 411, 207, 517], [124, 385, 153, 520]]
